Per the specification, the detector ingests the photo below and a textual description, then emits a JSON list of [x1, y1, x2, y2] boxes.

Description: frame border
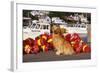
[[11, 1, 97, 71]]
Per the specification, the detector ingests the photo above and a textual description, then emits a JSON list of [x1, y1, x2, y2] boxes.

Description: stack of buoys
[[65, 33, 91, 53], [23, 33, 53, 54], [23, 33, 91, 54]]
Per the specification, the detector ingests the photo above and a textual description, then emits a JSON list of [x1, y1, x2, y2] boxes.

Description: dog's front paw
[[56, 51, 61, 55], [64, 49, 75, 55]]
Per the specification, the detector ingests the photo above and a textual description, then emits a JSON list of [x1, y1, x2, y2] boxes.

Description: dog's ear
[[51, 25, 55, 32], [60, 28, 68, 34]]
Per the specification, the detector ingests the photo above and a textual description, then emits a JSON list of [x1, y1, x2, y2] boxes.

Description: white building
[[52, 17, 67, 24], [79, 14, 88, 24], [39, 16, 51, 24]]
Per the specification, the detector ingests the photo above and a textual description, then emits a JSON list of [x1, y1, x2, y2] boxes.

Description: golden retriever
[[52, 24, 75, 55]]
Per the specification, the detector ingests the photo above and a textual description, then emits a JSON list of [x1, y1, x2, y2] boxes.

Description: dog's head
[[51, 24, 67, 35], [52, 24, 61, 34]]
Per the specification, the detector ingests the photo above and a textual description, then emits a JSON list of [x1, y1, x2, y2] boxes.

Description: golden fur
[[52, 25, 75, 55]]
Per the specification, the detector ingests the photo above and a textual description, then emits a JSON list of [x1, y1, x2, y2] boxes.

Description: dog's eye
[[53, 30, 57, 33]]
